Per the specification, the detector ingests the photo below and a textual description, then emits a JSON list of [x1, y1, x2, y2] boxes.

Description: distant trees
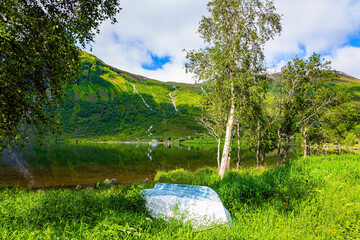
[[321, 103, 360, 146], [0, 0, 121, 149], [186, 0, 281, 177], [354, 125, 360, 145], [276, 53, 343, 163]]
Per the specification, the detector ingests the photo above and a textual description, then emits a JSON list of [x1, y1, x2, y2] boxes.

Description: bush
[[344, 132, 357, 146]]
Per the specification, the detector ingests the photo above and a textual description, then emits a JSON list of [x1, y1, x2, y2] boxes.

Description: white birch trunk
[[236, 122, 241, 170], [302, 125, 308, 158], [217, 138, 221, 170], [219, 99, 235, 177]]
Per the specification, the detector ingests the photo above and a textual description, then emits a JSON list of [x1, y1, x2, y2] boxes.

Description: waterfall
[[169, 92, 178, 112], [133, 85, 152, 110]]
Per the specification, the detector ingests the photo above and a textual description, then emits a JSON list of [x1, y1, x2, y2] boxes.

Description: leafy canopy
[[0, 0, 121, 148], [279, 53, 341, 137], [185, 0, 282, 114]]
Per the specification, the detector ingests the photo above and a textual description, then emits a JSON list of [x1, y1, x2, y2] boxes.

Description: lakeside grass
[[1, 154, 359, 239]]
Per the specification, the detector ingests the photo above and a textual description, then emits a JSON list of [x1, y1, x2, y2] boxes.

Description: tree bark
[[219, 95, 235, 177], [226, 157, 231, 170], [261, 149, 265, 166], [217, 138, 221, 170], [302, 125, 308, 158], [277, 127, 282, 167], [256, 122, 261, 168], [281, 136, 290, 164], [303, 134, 307, 158], [325, 144, 328, 154], [236, 122, 241, 170]]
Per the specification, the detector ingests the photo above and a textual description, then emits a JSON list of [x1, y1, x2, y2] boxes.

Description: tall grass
[[1, 154, 359, 239]]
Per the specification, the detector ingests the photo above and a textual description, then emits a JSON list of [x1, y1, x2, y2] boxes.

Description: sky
[[84, 0, 360, 83]]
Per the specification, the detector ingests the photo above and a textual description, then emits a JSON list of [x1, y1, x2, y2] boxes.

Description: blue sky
[[86, 0, 360, 83], [141, 52, 171, 71]]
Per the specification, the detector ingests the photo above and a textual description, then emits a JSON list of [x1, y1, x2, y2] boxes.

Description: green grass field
[[1, 154, 359, 239]]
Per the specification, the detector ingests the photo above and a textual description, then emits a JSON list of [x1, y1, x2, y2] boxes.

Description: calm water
[[0, 143, 300, 188]]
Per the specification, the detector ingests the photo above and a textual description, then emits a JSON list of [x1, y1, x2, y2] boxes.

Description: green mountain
[[59, 52, 360, 142], [59, 52, 205, 141]]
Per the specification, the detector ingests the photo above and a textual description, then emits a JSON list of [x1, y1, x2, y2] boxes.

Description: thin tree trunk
[[217, 138, 221, 170], [261, 149, 265, 166], [226, 134, 233, 171], [317, 141, 320, 155], [325, 144, 328, 154], [303, 135, 307, 158], [281, 136, 290, 164], [277, 127, 282, 167], [309, 142, 312, 156], [219, 95, 235, 177], [236, 122, 241, 170], [256, 122, 261, 168], [316, 143, 320, 156], [302, 126, 307, 158]]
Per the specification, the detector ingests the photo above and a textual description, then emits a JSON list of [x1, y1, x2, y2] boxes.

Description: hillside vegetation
[[59, 52, 205, 141], [58, 52, 360, 143], [1, 154, 359, 239]]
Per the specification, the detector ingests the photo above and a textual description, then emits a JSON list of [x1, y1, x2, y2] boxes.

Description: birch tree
[[277, 53, 341, 163], [186, 0, 281, 177], [197, 98, 227, 169]]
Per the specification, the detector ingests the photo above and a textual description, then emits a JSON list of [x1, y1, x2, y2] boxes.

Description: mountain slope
[[59, 52, 360, 141], [270, 71, 360, 103], [59, 52, 205, 141]]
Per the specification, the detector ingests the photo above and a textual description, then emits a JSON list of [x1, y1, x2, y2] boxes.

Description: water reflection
[[0, 143, 218, 187], [0, 142, 314, 188], [0, 148, 34, 186]]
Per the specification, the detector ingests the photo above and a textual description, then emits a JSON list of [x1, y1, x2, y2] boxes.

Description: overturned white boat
[[142, 183, 231, 229]]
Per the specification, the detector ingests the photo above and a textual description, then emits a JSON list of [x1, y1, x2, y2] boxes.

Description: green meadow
[[1, 154, 359, 239]]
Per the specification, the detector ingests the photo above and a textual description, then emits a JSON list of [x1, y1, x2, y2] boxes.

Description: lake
[[0, 142, 300, 188]]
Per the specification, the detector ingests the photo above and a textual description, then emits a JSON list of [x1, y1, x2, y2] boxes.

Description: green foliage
[[321, 102, 360, 143], [57, 52, 205, 141], [0, 0, 121, 148], [343, 132, 357, 146], [276, 53, 343, 160]]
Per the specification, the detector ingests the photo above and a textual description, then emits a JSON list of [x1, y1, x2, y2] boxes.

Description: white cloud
[[265, 0, 360, 67], [267, 60, 288, 74], [327, 46, 360, 78], [86, 0, 208, 83], [85, 0, 360, 83]]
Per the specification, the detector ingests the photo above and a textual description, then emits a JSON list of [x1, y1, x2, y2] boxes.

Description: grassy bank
[[1, 154, 359, 239]]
